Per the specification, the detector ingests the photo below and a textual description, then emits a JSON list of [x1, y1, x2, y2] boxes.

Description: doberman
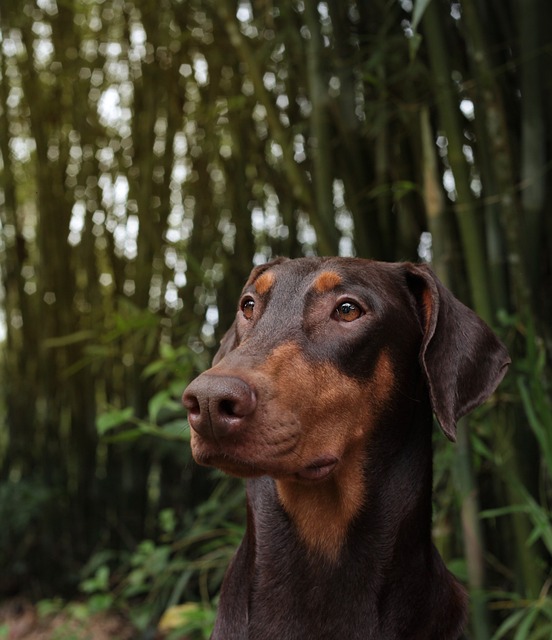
[[183, 257, 510, 640]]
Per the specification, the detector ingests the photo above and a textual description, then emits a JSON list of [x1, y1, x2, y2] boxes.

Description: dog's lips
[[193, 441, 339, 482], [192, 441, 291, 478], [195, 451, 265, 478], [295, 456, 338, 481]]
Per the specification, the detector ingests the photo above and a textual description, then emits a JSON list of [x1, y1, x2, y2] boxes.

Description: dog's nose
[[182, 375, 257, 440]]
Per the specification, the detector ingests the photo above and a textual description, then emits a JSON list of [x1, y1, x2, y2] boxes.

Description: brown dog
[[183, 257, 510, 639]]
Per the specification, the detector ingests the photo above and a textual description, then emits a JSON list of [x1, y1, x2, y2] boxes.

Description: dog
[[183, 257, 510, 639]]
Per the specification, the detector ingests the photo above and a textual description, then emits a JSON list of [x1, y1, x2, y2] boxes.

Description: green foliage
[[411, 0, 434, 31], [95, 343, 201, 444], [78, 483, 244, 636], [160, 603, 216, 640], [478, 318, 552, 638], [490, 595, 552, 640], [79, 339, 243, 634], [0, 479, 54, 578]]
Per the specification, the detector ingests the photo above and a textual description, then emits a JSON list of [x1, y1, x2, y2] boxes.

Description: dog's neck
[[251, 397, 435, 571], [268, 381, 433, 557], [218, 397, 467, 640]]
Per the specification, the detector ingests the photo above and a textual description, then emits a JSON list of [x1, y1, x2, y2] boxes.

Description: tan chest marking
[[260, 343, 396, 561]]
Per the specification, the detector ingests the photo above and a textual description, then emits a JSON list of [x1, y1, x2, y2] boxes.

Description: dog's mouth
[[193, 451, 265, 478], [193, 443, 338, 482]]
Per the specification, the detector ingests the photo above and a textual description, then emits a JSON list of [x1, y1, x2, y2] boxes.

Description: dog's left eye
[[241, 298, 255, 320], [334, 301, 362, 322]]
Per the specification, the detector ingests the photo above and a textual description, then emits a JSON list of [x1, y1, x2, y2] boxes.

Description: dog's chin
[[293, 456, 338, 482], [191, 447, 271, 477], [193, 448, 339, 483]]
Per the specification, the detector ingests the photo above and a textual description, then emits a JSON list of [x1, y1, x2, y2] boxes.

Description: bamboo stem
[[303, 1, 339, 255], [460, 0, 531, 315], [517, 0, 545, 288], [215, 1, 340, 255], [455, 418, 491, 640], [422, 2, 492, 322], [422, 7, 492, 636], [419, 106, 452, 282]]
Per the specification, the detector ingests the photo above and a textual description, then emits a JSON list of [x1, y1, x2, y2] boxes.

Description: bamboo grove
[[1, 0, 552, 637]]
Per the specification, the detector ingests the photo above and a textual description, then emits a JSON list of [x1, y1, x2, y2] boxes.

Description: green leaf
[[411, 0, 433, 31], [514, 606, 539, 640], [96, 407, 134, 435], [143, 358, 167, 377], [80, 565, 110, 593], [161, 420, 189, 440], [532, 624, 552, 639], [148, 390, 172, 422], [43, 330, 94, 349], [491, 609, 527, 640], [480, 505, 529, 519], [87, 593, 114, 614], [102, 427, 145, 443], [159, 508, 177, 535], [408, 32, 423, 60], [160, 342, 176, 360]]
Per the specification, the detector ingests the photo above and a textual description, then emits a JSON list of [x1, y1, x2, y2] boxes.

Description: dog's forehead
[[246, 257, 398, 301], [248, 258, 324, 292]]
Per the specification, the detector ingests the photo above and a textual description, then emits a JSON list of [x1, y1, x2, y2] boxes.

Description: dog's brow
[[254, 271, 276, 295], [312, 271, 342, 293]]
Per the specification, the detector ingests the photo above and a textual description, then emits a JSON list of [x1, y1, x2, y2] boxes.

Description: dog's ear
[[405, 264, 510, 441]]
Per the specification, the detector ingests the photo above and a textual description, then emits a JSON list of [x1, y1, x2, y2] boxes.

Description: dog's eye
[[334, 301, 362, 322], [241, 298, 255, 320]]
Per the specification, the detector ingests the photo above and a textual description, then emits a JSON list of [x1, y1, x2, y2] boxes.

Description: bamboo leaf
[[491, 609, 527, 640], [43, 330, 95, 349], [513, 606, 539, 640], [96, 408, 134, 435], [148, 391, 172, 422], [101, 428, 145, 443], [531, 624, 552, 640], [480, 505, 529, 519], [411, 0, 434, 31], [161, 420, 190, 441]]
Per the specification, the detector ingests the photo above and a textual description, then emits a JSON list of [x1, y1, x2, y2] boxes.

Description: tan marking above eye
[[254, 271, 275, 295], [313, 271, 342, 293]]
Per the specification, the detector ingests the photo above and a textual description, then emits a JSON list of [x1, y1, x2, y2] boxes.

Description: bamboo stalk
[[460, 0, 531, 315], [326, 0, 382, 259], [455, 418, 491, 640], [419, 106, 452, 282], [517, 0, 545, 289], [422, 5, 492, 637], [303, 1, 339, 255], [461, 0, 545, 601], [215, 0, 340, 255], [422, 2, 492, 322]]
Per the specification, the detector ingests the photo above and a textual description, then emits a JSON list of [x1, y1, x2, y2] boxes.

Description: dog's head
[[183, 257, 510, 480]]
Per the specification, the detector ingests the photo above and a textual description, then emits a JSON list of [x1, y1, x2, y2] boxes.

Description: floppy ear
[[405, 264, 510, 441]]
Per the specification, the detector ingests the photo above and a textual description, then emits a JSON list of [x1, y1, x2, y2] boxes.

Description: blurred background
[[1, 0, 551, 637]]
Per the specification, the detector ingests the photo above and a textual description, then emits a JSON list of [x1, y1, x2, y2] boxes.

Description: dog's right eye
[[241, 298, 255, 320], [334, 301, 363, 322]]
